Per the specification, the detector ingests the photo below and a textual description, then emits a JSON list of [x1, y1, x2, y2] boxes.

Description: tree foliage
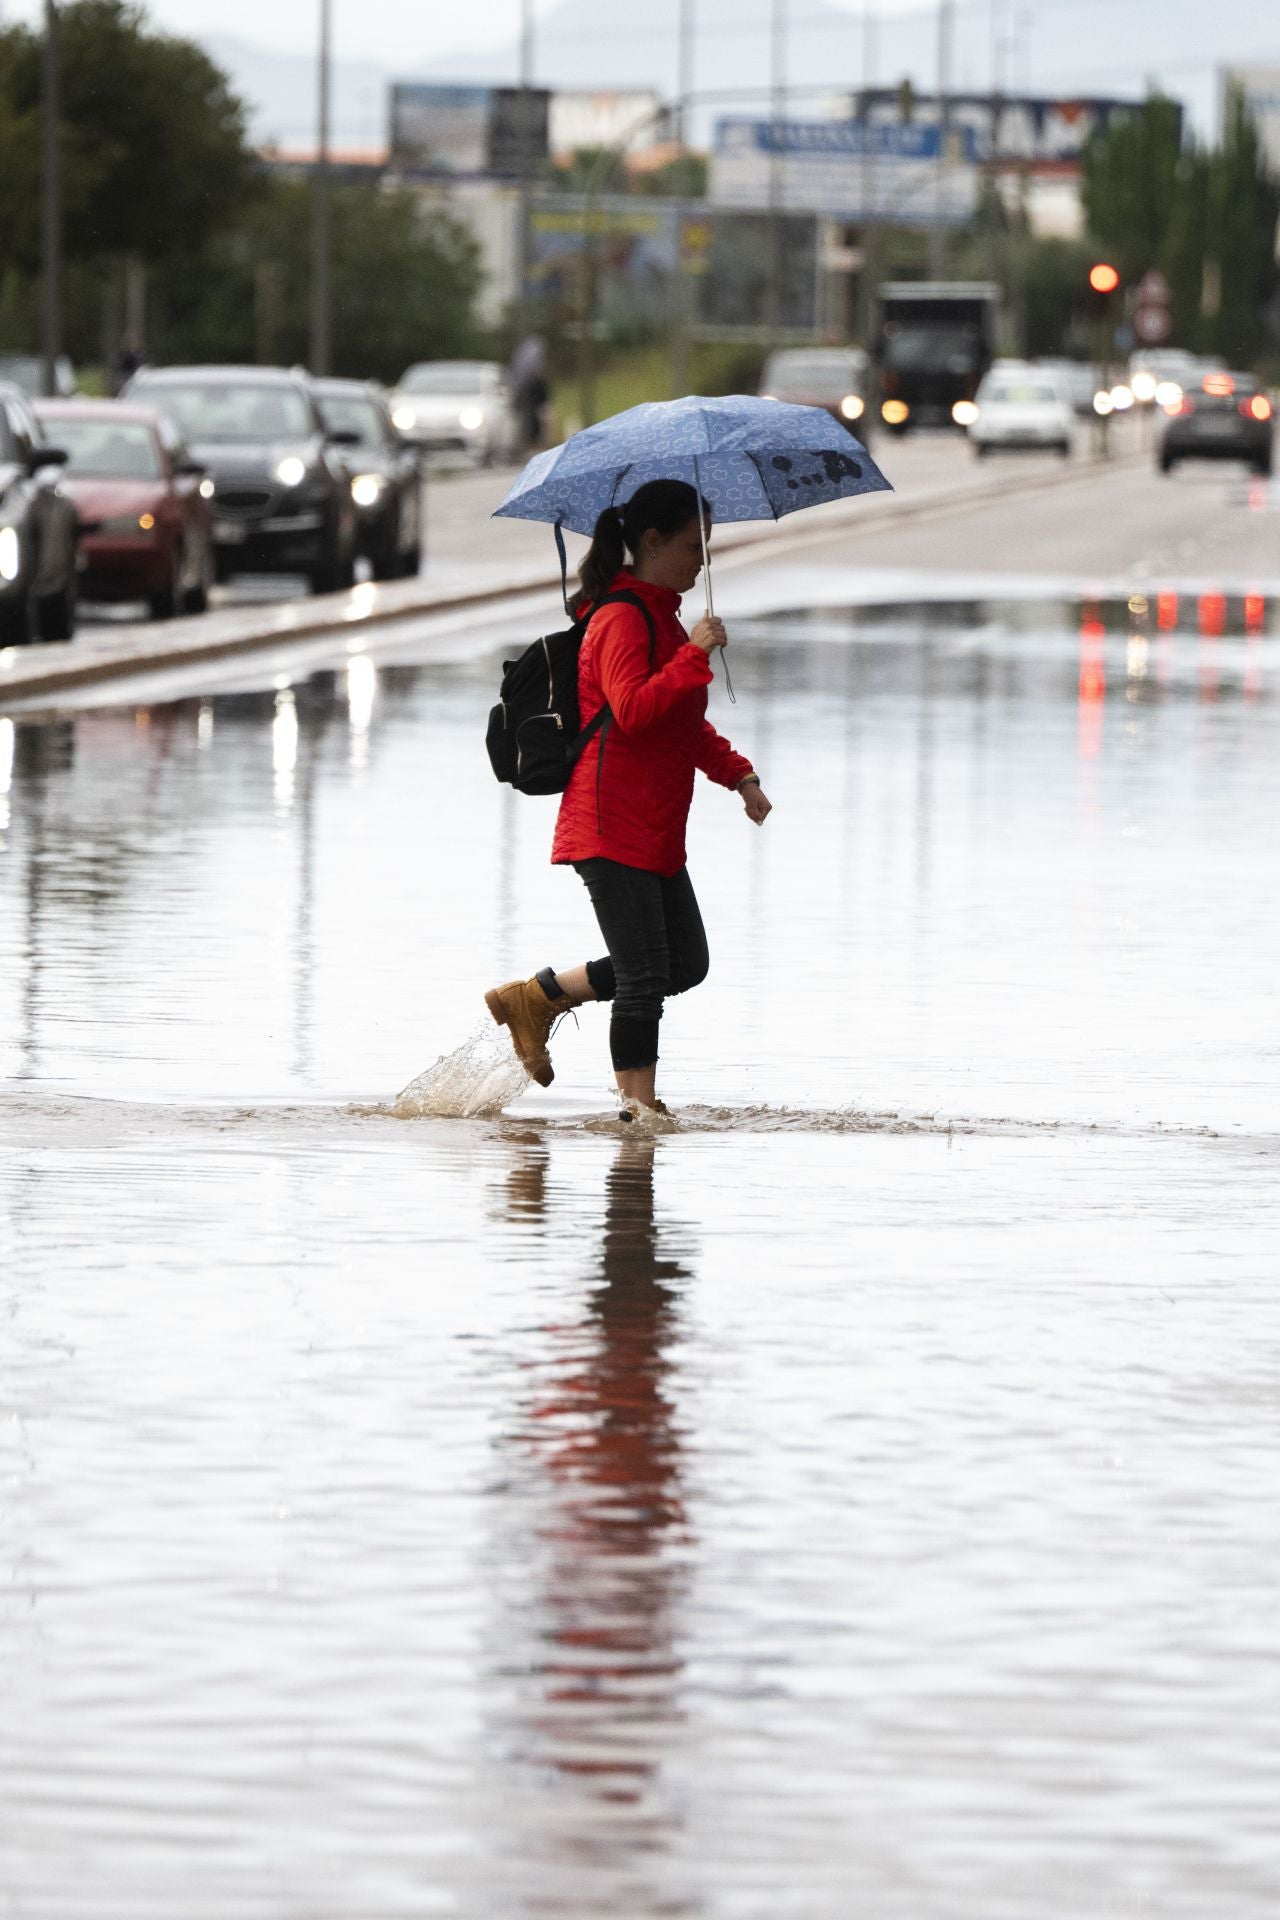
[[1083, 91, 1280, 365], [0, 0, 256, 274], [158, 176, 485, 384]]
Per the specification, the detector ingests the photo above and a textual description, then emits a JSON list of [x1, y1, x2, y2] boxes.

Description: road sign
[[1133, 304, 1172, 344]]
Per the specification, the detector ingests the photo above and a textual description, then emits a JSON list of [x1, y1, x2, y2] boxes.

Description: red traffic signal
[[1088, 262, 1121, 295]]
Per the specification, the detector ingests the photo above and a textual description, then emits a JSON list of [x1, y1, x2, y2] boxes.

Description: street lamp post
[[929, 0, 954, 277], [766, 0, 787, 341], [669, 0, 696, 397], [309, 0, 333, 374], [40, 0, 63, 399], [515, 0, 533, 317]]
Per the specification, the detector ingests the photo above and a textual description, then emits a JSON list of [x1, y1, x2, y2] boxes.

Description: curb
[[0, 442, 1143, 707]]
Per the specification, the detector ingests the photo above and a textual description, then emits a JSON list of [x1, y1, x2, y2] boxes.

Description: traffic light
[[1087, 261, 1121, 321]]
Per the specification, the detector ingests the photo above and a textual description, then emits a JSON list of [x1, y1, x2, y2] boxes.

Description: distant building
[[1221, 66, 1280, 171]]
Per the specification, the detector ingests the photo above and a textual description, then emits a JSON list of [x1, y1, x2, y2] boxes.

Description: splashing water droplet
[[393, 1021, 529, 1119]]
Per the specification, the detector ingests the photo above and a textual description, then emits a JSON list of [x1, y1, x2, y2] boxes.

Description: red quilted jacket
[[551, 570, 753, 877]]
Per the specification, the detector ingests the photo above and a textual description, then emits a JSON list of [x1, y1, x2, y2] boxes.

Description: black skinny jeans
[[574, 859, 710, 1071]]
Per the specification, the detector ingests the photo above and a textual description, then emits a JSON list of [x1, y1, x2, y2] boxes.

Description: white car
[[388, 361, 517, 464], [969, 370, 1073, 458]]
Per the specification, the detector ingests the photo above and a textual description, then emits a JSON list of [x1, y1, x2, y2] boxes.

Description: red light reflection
[[1078, 613, 1106, 758], [1156, 592, 1179, 631]]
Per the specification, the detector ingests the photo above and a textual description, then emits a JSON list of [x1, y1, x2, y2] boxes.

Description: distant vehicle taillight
[[1241, 394, 1272, 422]]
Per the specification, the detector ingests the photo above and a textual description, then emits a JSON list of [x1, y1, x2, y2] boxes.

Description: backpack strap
[[554, 520, 572, 617]]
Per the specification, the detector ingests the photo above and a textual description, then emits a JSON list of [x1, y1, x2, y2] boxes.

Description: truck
[[873, 282, 1000, 433]]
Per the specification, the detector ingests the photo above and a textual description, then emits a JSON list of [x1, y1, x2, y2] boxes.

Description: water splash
[[393, 1021, 530, 1119]]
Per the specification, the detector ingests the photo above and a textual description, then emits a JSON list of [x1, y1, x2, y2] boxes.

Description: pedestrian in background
[[510, 333, 549, 454], [486, 479, 771, 1119]]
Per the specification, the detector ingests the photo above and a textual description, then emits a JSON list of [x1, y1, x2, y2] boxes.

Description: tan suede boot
[[484, 975, 571, 1087]]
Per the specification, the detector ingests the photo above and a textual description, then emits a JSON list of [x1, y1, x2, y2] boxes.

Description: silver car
[[388, 361, 517, 464]]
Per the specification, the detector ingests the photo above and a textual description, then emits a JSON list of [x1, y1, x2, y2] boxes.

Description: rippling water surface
[[2, 597, 1278, 1917]]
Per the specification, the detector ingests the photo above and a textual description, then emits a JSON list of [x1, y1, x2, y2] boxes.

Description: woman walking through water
[[486, 479, 772, 1118]]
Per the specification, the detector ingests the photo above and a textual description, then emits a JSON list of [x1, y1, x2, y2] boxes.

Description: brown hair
[[579, 478, 710, 605]]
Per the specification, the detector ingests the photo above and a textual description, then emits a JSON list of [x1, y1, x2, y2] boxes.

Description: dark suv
[[122, 365, 357, 592], [0, 380, 79, 644]]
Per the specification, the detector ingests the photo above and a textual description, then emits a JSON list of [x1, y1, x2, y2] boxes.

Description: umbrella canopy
[[492, 392, 892, 536]]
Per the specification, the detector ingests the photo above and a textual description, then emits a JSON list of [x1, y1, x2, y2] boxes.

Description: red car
[[34, 399, 214, 618]]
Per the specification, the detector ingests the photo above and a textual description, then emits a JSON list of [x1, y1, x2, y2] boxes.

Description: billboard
[[389, 82, 550, 177], [549, 90, 665, 159], [711, 118, 980, 225], [831, 91, 1142, 169]]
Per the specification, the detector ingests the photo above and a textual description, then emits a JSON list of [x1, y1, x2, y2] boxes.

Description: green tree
[[0, 0, 255, 275], [1203, 86, 1280, 365], [1081, 94, 1187, 282], [157, 176, 484, 383]]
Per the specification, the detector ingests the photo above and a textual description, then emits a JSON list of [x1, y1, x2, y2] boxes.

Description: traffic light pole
[[40, 0, 62, 399]]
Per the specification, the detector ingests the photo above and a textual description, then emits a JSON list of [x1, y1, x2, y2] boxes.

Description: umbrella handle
[[693, 454, 714, 618]]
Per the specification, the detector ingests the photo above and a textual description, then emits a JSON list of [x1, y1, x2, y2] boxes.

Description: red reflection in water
[[1156, 592, 1179, 632], [1244, 594, 1266, 637], [1078, 613, 1106, 759], [1244, 595, 1266, 703], [1198, 593, 1226, 637]]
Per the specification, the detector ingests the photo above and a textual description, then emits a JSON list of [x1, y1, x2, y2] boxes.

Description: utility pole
[[766, 0, 787, 340], [857, 2, 879, 352], [40, 0, 62, 399], [515, 0, 533, 318], [669, 0, 696, 396], [309, 0, 333, 373], [929, 0, 954, 277]]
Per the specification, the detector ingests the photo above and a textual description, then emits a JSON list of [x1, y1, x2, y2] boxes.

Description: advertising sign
[[711, 118, 980, 225], [832, 91, 1143, 169], [389, 84, 492, 174], [389, 82, 550, 177], [1221, 66, 1280, 171]]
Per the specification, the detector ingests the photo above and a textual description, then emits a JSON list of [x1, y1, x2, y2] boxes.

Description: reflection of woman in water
[[496, 1137, 692, 1874], [486, 480, 772, 1119]]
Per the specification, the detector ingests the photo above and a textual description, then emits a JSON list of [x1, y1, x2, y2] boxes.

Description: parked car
[[311, 378, 422, 578], [1157, 368, 1273, 476], [969, 367, 1073, 458], [121, 365, 357, 594], [35, 398, 215, 618], [759, 347, 872, 430], [0, 353, 77, 399], [0, 381, 78, 644], [388, 361, 517, 463]]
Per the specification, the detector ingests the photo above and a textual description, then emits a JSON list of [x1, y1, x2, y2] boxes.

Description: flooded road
[[2, 588, 1278, 1917]]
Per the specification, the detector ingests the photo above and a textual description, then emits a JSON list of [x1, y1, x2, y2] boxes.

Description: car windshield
[[402, 365, 489, 395], [49, 417, 162, 479], [985, 381, 1058, 406], [143, 382, 313, 443], [764, 354, 864, 396], [882, 324, 982, 373], [317, 393, 385, 447]]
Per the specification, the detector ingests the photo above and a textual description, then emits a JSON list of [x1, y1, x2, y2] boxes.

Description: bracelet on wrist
[[736, 773, 761, 789]]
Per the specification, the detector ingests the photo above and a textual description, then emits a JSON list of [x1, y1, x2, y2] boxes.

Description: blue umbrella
[[493, 392, 892, 616]]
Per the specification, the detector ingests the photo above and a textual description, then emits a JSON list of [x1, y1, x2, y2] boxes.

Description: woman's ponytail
[[577, 479, 707, 608], [579, 507, 627, 607]]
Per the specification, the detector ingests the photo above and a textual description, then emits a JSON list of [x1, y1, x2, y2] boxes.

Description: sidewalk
[[0, 432, 1137, 707]]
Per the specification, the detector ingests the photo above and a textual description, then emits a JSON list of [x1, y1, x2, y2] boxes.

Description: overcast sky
[[4, 0, 1278, 146]]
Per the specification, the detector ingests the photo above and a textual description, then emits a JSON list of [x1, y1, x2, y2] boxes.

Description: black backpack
[[485, 589, 656, 796]]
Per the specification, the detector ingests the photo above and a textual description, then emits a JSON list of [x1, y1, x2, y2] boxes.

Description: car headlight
[[458, 407, 485, 432], [952, 400, 980, 426], [1130, 372, 1157, 403], [199, 477, 215, 499], [1093, 390, 1114, 416], [882, 399, 910, 425], [839, 393, 864, 421], [275, 455, 307, 488], [1155, 381, 1182, 410], [392, 406, 416, 431], [351, 473, 386, 508], [0, 526, 19, 583], [1109, 384, 1134, 411]]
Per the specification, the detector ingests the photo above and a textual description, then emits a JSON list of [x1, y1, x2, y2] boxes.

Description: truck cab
[[874, 282, 1000, 433]]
